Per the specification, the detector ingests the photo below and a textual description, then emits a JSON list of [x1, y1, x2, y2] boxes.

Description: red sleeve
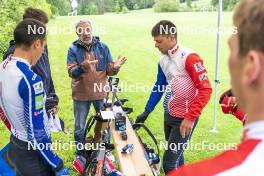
[[184, 54, 212, 121], [0, 107, 11, 131]]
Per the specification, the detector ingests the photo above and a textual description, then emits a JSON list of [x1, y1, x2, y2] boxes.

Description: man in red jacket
[[167, 0, 264, 175], [136, 20, 212, 174]]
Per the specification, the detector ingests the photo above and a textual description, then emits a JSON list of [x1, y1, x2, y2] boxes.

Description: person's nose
[[84, 31, 90, 36]]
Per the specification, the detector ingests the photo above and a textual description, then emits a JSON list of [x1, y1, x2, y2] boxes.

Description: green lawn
[[0, 11, 242, 175]]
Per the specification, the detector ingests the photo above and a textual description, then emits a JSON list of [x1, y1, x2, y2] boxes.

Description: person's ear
[[242, 51, 261, 86], [168, 35, 174, 42], [33, 39, 41, 49]]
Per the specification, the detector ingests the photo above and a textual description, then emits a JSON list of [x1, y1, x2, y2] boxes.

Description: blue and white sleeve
[[18, 77, 63, 171], [145, 63, 168, 112]]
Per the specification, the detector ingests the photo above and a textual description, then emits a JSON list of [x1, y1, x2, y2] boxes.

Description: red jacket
[[146, 44, 212, 121]]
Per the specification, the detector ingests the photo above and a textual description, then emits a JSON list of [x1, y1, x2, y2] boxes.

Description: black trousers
[[163, 112, 198, 174], [7, 135, 55, 176]]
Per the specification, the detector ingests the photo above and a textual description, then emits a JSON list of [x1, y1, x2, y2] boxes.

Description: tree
[[96, 0, 106, 14], [115, 0, 121, 13], [78, 0, 101, 15], [135, 0, 155, 9], [154, 0, 180, 12], [118, 0, 125, 9], [104, 0, 116, 12], [46, 0, 71, 16], [76, 0, 153, 14], [0, 0, 51, 57], [212, 0, 239, 11], [186, 0, 192, 8], [124, 0, 136, 10], [227, 0, 240, 10]]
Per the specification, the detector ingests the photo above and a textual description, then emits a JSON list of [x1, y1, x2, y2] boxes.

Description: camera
[[108, 77, 119, 86], [108, 76, 119, 92]]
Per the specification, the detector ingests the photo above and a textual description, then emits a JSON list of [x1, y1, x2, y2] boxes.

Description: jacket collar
[[168, 43, 180, 58], [10, 56, 31, 67], [243, 120, 264, 140], [73, 36, 100, 50]]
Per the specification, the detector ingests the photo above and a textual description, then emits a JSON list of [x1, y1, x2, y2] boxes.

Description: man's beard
[[80, 37, 93, 45]]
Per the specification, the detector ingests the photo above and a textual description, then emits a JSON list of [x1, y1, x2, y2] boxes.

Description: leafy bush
[[115, 1, 121, 13], [135, 0, 155, 9], [78, 0, 100, 15], [115, 0, 130, 13], [0, 0, 51, 58], [122, 6, 129, 13], [77, 0, 154, 14], [154, 0, 180, 12], [226, 0, 240, 11], [186, 0, 192, 7], [133, 3, 140, 10], [84, 3, 99, 15], [46, 0, 71, 16], [124, 0, 136, 10]]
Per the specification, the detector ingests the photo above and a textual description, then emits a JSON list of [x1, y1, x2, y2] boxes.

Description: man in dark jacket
[[3, 7, 59, 115]]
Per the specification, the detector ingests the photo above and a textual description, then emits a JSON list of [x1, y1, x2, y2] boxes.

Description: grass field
[[0, 10, 243, 175]]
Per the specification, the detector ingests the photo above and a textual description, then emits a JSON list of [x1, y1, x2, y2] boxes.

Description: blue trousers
[[73, 99, 104, 155]]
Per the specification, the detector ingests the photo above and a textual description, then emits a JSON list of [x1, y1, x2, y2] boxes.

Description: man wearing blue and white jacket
[[67, 20, 127, 174], [0, 19, 69, 176]]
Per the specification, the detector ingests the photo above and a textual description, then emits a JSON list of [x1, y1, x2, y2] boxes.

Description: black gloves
[[135, 109, 150, 124]]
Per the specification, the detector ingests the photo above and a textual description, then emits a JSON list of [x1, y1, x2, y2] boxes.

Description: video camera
[[108, 77, 119, 92]]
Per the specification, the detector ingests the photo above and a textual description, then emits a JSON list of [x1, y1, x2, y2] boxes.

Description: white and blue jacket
[[0, 57, 62, 170]]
